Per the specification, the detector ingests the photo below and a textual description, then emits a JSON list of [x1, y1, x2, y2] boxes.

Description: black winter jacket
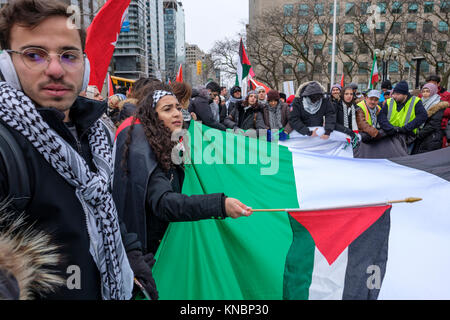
[[412, 101, 449, 154], [189, 92, 227, 131], [289, 97, 336, 136], [223, 101, 266, 131], [113, 123, 228, 255], [0, 97, 140, 300]]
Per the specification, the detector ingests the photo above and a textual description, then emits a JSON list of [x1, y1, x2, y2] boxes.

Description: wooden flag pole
[[251, 197, 423, 213]]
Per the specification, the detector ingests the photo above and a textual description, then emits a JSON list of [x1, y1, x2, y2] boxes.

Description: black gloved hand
[[127, 250, 159, 300], [375, 129, 387, 140], [360, 132, 373, 143]]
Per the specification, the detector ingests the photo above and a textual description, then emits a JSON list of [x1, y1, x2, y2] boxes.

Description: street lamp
[[411, 56, 426, 89], [374, 47, 399, 82]]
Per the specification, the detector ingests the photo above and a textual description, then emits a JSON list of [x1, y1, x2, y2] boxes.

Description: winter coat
[[262, 102, 293, 133], [412, 101, 449, 154], [113, 120, 228, 255], [223, 101, 266, 131], [0, 205, 64, 300], [442, 106, 450, 148], [356, 106, 381, 138], [0, 97, 141, 300], [378, 94, 428, 134], [188, 88, 227, 131], [334, 101, 358, 136], [288, 81, 335, 136]]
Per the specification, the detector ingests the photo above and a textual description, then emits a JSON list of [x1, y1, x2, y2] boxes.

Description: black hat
[[381, 80, 393, 90], [393, 81, 409, 95]]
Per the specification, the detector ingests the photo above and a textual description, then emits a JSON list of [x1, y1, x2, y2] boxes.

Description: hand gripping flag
[[85, 0, 131, 92]]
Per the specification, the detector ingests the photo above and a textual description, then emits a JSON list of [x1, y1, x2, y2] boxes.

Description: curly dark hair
[[122, 82, 178, 173]]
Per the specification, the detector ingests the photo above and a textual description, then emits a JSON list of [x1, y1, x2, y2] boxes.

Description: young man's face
[[331, 88, 341, 99], [233, 90, 241, 99], [9, 16, 85, 115]]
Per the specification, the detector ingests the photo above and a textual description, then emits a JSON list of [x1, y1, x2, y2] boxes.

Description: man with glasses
[[0, 0, 156, 300]]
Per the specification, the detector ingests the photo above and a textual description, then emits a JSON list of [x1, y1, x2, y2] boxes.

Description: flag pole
[[330, 0, 338, 86], [251, 198, 423, 212]]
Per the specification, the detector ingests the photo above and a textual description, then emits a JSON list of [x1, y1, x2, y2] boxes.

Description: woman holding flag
[[112, 82, 253, 297]]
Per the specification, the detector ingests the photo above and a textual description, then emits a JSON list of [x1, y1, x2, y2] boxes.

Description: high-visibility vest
[[357, 101, 381, 127], [386, 96, 420, 134]]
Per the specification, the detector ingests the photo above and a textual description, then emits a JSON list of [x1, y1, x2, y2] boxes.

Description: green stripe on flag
[[153, 122, 300, 299], [283, 215, 315, 300]]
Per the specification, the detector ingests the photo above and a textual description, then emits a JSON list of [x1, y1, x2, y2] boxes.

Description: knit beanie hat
[[393, 81, 409, 95], [267, 89, 280, 101], [331, 84, 342, 92], [422, 83, 438, 97]]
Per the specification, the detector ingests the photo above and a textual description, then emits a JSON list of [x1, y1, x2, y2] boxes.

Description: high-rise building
[[163, 0, 185, 82], [113, 0, 148, 80], [248, 0, 449, 90], [147, 0, 166, 80]]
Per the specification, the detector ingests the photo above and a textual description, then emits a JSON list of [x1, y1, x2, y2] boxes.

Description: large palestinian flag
[[152, 122, 450, 300]]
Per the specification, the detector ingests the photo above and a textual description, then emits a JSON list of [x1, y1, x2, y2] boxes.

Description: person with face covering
[[412, 83, 449, 154], [113, 83, 253, 297], [223, 90, 266, 131], [288, 81, 336, 139]]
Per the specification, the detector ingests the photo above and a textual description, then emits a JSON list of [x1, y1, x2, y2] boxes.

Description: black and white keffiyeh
[[152, 90, 174, 108], [0, 82, 133, 300]]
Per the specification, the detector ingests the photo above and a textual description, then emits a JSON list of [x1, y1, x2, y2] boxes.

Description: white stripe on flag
[[309, 248, 347, 300], [288, 147, 450, 299]]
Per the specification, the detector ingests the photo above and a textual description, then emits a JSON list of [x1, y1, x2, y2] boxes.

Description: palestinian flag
[[235, 39, 252, 89], [152, 122, 450, 300], [369, 53, 379, 90]]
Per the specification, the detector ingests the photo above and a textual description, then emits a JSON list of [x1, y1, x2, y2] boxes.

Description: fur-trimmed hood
[[427, 101, 449, 117], [295, 81, 327, 98], [0, 202, 64, 300]]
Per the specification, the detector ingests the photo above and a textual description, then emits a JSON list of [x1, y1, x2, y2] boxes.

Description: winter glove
[[127, 250, 159, 300], [375, 129, 387, 140], [360, 132, 373, 143]]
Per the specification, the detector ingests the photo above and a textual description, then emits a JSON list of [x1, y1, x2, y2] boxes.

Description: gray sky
[[182, 0, 249, 53]]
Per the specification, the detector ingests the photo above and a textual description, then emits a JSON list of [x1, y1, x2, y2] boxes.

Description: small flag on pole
[[176, 64, 183, 83], [369, 53, 379, 90]]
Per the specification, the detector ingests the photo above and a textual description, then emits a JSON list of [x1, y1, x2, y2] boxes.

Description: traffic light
[[196, 60, 202, 75]]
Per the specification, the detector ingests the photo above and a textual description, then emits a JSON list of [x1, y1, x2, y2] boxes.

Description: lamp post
[[411, 56, 426, 89], [374, 47, 399, 82]]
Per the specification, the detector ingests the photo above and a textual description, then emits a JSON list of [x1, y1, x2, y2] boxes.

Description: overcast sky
[[182, 0, 249, 53]]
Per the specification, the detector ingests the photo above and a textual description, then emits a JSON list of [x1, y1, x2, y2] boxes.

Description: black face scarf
[[309, 94, 323, 103]]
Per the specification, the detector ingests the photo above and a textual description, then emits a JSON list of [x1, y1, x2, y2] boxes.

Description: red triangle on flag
[[288, 205, 391, 265]]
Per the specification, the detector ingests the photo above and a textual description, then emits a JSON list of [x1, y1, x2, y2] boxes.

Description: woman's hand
[[225, 198, 253, 218], [310, 128, 319, 137], [320, 134, 330, 140]]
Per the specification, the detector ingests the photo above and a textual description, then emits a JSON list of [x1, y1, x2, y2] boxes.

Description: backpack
[[0, 122, 31, 212]]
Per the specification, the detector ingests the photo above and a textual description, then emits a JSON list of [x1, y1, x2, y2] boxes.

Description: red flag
[[340, 74, 345, 87], [176, 64, 183, 82], [85, 0, 131, 92], [288, 205, 391, 265], [249, 76, 270, 93], [108, 74, 114, 97]]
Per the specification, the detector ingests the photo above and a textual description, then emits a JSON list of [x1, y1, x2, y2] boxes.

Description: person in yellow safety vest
[[356, 90, 387, 143], [378, 81, 428, 137]]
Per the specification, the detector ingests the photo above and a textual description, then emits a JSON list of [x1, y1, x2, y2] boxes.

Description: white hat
[[367, 90, 381, 99]]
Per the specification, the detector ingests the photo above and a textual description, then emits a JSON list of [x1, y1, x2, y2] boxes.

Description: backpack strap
[[0, 122, 31, 211]]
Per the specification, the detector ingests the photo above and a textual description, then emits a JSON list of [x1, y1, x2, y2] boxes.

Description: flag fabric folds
[[236, 39, 252, 94], [85, 0, 131, 92], [176, 64, 183, 83], [152, 122, 450, 300], [369, 53, 379, 90]]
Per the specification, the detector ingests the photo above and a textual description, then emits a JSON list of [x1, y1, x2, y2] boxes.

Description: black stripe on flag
[[342, 206, 391, 300]]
